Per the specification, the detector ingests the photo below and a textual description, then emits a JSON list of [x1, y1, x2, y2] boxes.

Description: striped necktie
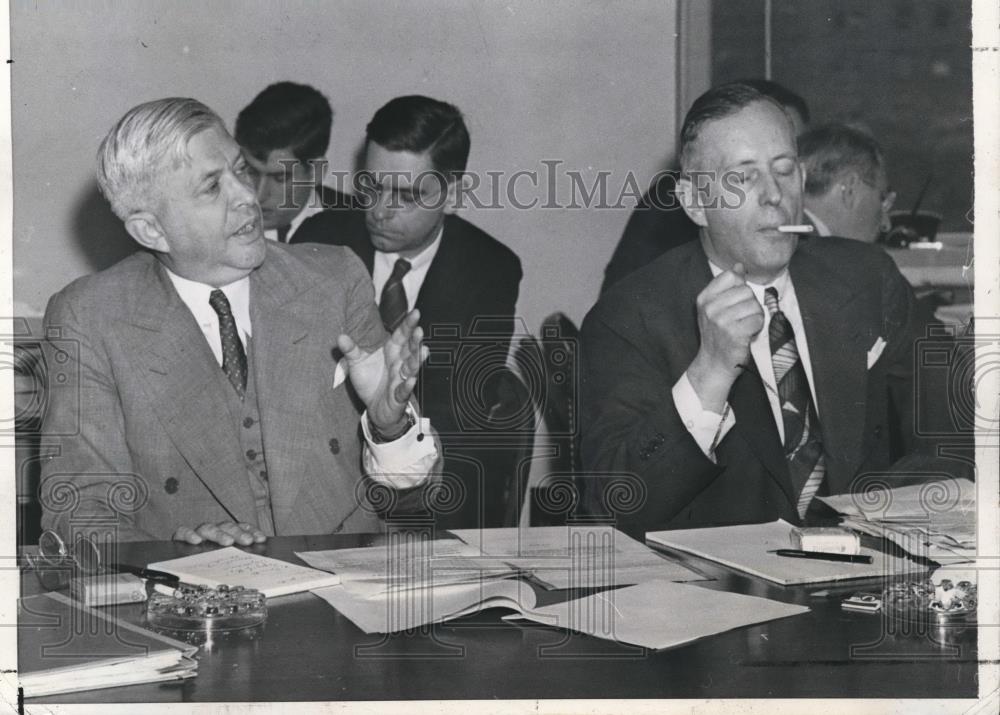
[[208, 289, 248, 399], [764, 287, 825, 518], [379, 258, 412, 332]]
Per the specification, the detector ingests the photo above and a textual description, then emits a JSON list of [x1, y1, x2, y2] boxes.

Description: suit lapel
[[123, 260, 257, 523], [648, 242, 796, 506], [248, 250, 317, 527], [415, 219, 463, 325], [791, 242, 868, 483]]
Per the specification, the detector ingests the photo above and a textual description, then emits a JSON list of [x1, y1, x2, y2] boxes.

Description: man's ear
[[675, 176, 708, 228], [124, 212, 171, 253], [443, 174, 472, 216], [838, 171, 860, 209]]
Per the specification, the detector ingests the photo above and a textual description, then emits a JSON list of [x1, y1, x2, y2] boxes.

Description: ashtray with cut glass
[[146, 583, 267, 636], [882, 579, 977, 627]]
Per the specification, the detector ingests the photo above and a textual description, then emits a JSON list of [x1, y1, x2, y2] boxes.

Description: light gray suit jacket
[[39, 242, 415, 541]]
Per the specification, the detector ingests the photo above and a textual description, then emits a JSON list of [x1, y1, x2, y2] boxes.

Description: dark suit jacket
[[581, 236, 918, 533], [40, 242, 425, 541], [601, 171, 699, 293], [293, 211, 523, 527], [292, 211, 523, 436]]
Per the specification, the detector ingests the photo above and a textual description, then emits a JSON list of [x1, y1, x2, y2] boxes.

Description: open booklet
[[18, 591, 198, 698]]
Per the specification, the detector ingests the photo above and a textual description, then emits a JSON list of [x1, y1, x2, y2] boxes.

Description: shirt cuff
[[672, 372, 735, 461], [361, 407, 438, 489]]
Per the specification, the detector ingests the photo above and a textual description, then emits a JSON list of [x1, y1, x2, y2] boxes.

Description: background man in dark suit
[[601, 80, 810, 293], [40, 98, 439, 545], [235, 82, 355, 243], [582, 83, 921, 533], [799, 123, 896, 243], [295, 95, 523, 529]]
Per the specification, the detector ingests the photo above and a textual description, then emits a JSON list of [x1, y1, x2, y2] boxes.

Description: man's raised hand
[[687, 262, 764, 412], [337, 309, 429, 434]]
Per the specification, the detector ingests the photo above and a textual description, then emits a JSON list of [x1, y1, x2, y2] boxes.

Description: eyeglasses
[[24, 530, 178, 592]]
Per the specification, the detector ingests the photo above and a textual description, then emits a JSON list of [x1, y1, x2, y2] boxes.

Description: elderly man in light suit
[[40, 98, 439, 545]]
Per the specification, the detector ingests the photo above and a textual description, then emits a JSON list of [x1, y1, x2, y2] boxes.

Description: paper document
[[18, 591, 198, 698], [504, 579, 809, 650], [296, 539, 520, 598], [818, 478, 976, 563], [312, 577, 535, 634], [148, 546, 339, 597], [647, 520, 920, 585], [449, 525, 705, 589]]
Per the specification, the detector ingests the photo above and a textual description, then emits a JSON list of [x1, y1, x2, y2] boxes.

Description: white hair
[[96, 98, 225, 219]]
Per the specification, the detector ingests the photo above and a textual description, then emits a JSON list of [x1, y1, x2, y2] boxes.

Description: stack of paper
[[18, 592, 197, 698], [504, 579, 809, 650], [818, 479, 976, 563], [449, 526, 705, 589], [647, 520, 921, 585], [148, 546, 340, 597], [296, 539, 520, 598]]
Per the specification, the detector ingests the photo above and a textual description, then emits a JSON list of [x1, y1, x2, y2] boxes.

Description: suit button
[[246, 449, 257, 460], [164, 478, 179, 494], [329, 438, 340, 455], [243, 417, 255, 428]]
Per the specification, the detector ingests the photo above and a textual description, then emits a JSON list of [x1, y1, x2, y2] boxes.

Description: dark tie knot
[[391, 258, 412, 280], [209, 289, 234, 318]]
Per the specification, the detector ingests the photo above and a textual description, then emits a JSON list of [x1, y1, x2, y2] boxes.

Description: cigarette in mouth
[[777, 225, 815, 233]]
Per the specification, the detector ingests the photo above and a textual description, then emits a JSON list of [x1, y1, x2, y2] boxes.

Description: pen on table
[[768, 549, 873, 564], [109, 562, 181, 587]]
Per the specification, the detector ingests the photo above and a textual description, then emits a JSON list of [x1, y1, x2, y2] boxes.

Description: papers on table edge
[[504, 579, 810, 651], [647, 519, 922, 585], [18, 591, 198, 698]]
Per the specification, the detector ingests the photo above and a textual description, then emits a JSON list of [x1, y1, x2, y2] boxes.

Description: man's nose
[[758, 171, 782, 206], [370, 191, 394, 221], [231, 172, 258, 208]]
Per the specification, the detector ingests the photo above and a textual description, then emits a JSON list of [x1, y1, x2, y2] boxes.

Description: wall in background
[[11, 0, 681, 334]]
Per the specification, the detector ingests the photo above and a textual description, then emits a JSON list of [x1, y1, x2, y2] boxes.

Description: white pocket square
[[332, 358, 348, 389], [867, 337, 887, 369]]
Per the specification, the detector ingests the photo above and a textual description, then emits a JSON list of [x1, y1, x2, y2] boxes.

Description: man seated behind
[[235, 81, 357, 244], [40, 98, 439, 545], [294, 95, 523, 528], [799, 123, 896, 242], [581, 83, 920, 532]]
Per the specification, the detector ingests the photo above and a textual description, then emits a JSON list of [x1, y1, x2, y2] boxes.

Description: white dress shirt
[[672, 263, 819, 459], [263, 186, 327, 242], [372, 227, 444, 309], [164, 266, 436, 486]]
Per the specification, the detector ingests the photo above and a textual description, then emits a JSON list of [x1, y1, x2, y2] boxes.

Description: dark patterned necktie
[[379, 258, 412, 332], [764, 287, 825, 517], [208, 289, 247, 399]]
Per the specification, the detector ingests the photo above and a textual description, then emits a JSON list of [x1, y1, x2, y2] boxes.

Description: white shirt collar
[[163, 266, 252, 363], [372, 225, 445, 309]]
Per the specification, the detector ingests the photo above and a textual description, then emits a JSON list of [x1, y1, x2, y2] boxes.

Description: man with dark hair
[[582, 82, 922, 532], [296, 95, 523, 529], [601, 80, 810, 293], [40, 97, 439, 544], [799, 123, 895, 242], [235, 82, 355, 243]]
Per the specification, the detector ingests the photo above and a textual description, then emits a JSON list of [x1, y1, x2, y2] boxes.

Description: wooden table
[[20, 533, 978, 704]]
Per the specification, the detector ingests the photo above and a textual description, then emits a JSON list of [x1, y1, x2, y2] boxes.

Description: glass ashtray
[[882, 579, 977, 626], [146, 583, 267, 633]]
